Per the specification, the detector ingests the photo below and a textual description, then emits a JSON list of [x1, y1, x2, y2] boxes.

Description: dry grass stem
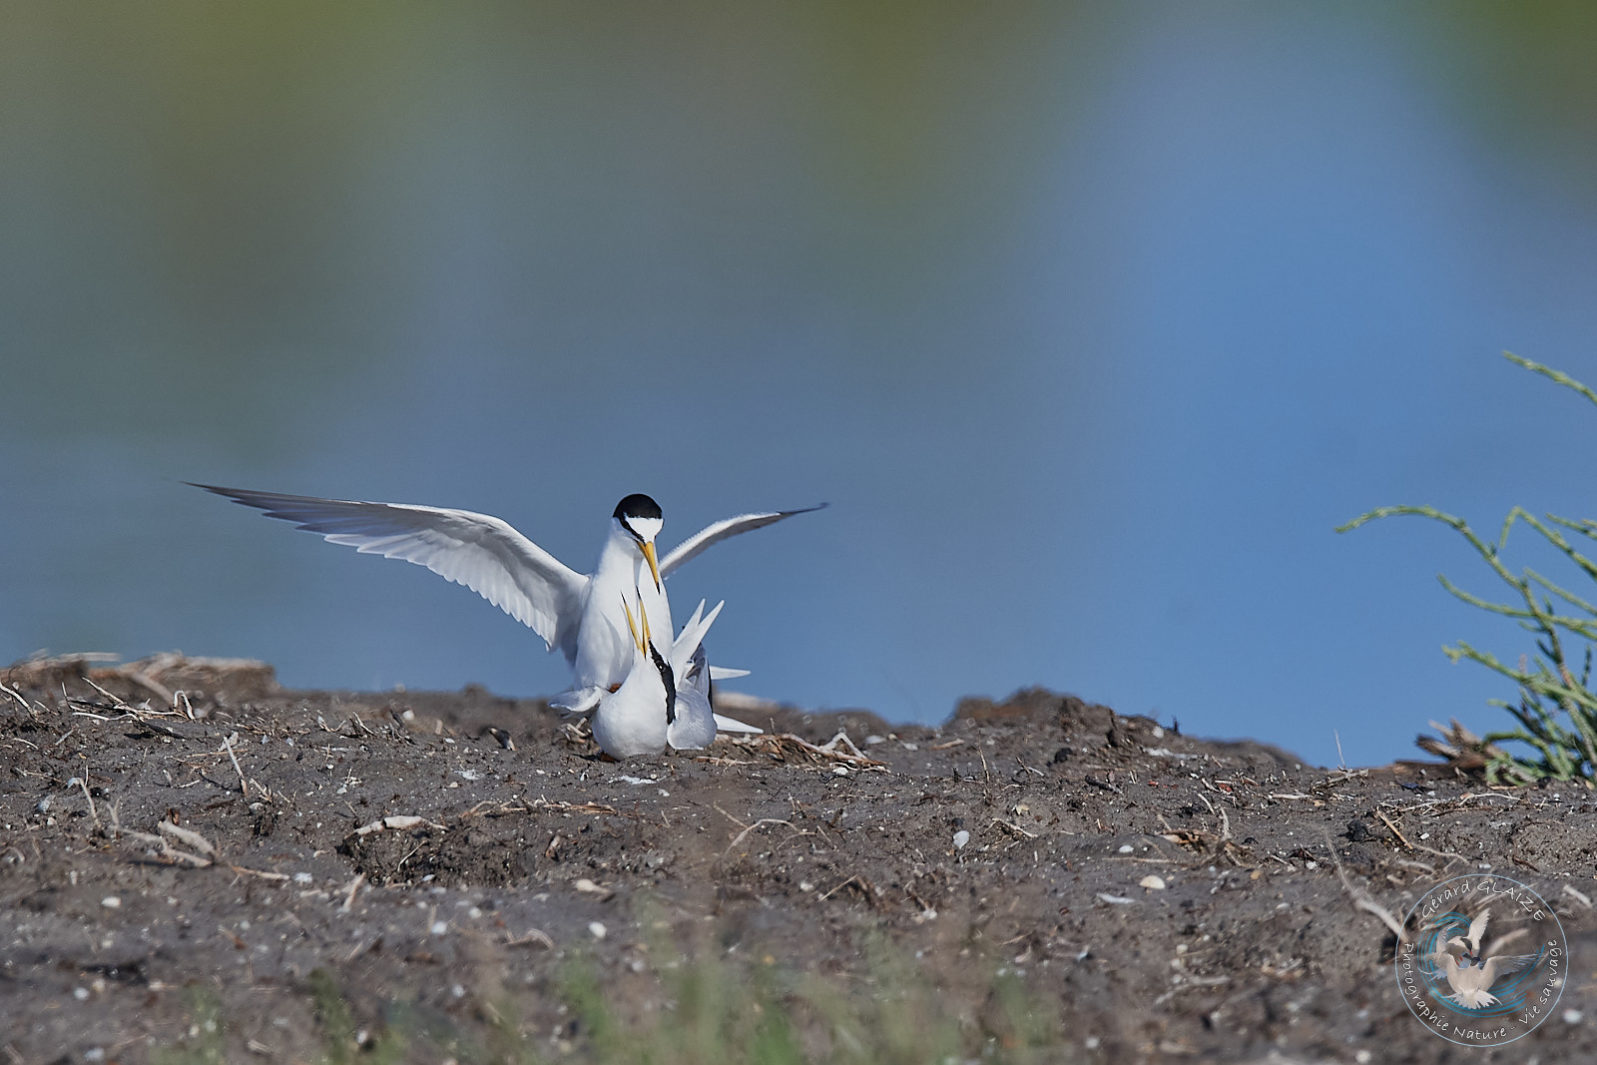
[[1374, 810, 1412, 849], [0, 681, 29, 710], [727, 732, 888, 771], [158, 820, 218, 858], [341, 872, 366, 912], [351, 815, 446, 836], [714, 804, 798, 853], [991, 817, 1038, 839], [506, 928, 556, 949], [220, 732, 249, 798], [73, 776, 102, 833], [527, 798, 622, 817], [1323, 829, 1409, 943], [124, 829, 211, 868]]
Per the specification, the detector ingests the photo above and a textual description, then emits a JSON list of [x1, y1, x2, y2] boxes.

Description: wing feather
[[658, 503, 827, 576], [194, 484, 588, 657]]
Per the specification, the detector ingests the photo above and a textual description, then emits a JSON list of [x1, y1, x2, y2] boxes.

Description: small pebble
[[952, 830, 970, 850], [1140, 875, 1167, 891], [73, 987, 90, 1001], [430, 921, 448, 935], [1117, 844, 1134, 854], [293, 872, 314, 885], [1564, 1008, 1583, 1024], [100, 896, 121, 910], [832, 765, 849, 776], [588, 921, 607, 940]]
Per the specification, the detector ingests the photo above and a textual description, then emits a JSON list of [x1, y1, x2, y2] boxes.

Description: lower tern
[[591, 594, 722, 758], [192, 483, 822, 698]]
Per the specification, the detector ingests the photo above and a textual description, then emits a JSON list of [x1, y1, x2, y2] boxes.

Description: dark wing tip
[[187, 482, 248, 502], [187, 482, 273, 511]]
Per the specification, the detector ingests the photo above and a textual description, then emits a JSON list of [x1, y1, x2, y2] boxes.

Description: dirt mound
[[1, 657, 1591, 1062]]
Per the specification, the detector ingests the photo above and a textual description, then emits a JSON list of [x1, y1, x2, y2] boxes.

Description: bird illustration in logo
[[1425, 906, 1539, 1009]]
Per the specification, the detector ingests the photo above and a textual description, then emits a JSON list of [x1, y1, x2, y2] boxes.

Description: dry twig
[[0, 680, 30, 711], [1323, 828, 1408, 943], [341, 873, 366, 912], [726, 732, 888, 771], [527, 798, 622, 817], [73, 776, 102, 834], [220, 732, 249, 798], [158, 820, 217, 859], [350, 815, 446, 837], [507, 928, 556, 949], [714, 804, 798, 853]]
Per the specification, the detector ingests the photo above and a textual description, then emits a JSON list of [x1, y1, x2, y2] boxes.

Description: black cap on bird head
[[613, 494, 662, 524], [613, 494, 664, 590]]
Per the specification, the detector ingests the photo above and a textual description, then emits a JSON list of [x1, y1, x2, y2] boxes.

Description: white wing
[[1482, 953, 1540, 981], [668, 602, 760, 734], [195, 484, 588, 658], [711, 713, 762, 734], [668, 599, 724, 677], [1467, 907, 1492, 951], [658, 503, 827, 576], [549, 686, 605, 714], [666, 641, 717, 750]]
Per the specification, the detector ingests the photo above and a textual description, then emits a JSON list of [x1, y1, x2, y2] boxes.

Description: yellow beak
[[620, 594, 653, 655], [640, 540, 662, 592], [621, 595, 642, 654]]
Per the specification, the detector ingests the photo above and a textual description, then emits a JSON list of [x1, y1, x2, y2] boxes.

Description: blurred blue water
[[6, 4, 1597, 766]]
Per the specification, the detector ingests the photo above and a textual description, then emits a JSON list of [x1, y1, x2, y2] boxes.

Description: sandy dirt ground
[[1, 655, 1592, 1063]]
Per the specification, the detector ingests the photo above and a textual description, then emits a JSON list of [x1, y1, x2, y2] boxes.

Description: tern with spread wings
[[193, 484, 822, 719]]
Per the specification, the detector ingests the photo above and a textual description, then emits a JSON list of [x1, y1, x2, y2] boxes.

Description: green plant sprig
[[1337, 352, 1597, 786]]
